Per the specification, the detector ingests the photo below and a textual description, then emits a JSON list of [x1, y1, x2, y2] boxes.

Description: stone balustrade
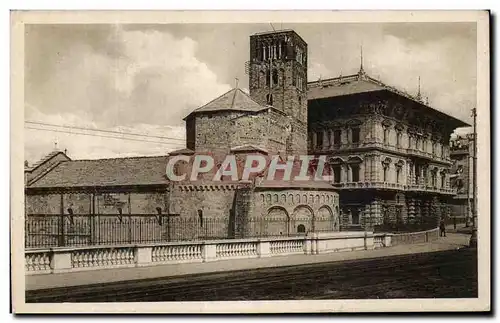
[[310, 141, 452, 164], [24, 228, 438, 275], [390, 228, 439, 246], [333, 181, 456, 195]]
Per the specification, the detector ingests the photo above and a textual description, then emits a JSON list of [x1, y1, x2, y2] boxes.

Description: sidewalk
[[25, 233, 471, 291]]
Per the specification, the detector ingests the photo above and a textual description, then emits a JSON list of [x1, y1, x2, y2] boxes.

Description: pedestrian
[[439, 219, 446, 237]]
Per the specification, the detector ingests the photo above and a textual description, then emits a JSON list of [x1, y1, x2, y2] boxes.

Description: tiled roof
[[168, 148, 195, 156], [308, 72, 470, 127], [184, 88, 265, 119], [308, 74, 385, 100], [25, 150, 70, 172], [256, 179, 335, 190], [28, 156, 170, 188], [230, 145, 269, 154]]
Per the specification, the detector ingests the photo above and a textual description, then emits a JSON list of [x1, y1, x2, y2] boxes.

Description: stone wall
[[252, 189, 340, 236]]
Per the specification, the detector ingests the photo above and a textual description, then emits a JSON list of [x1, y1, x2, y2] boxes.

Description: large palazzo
[[307, 67, 469, 232]]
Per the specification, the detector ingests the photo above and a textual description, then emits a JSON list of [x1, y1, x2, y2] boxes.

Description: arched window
[[272, 69, 279, 86], [383, 128, 389, 144], [432, 170, 438, 188], [316, 131, 323, 148], [198, 209, 203, 228], [333, 129, 342, 146], [266, 93, 273, 106], [259, 71, 265, 87], [351, 127, 360, 144], [297, 224, 306, 233], [351, 164, 360, 183], [382, 158, 391, 182]]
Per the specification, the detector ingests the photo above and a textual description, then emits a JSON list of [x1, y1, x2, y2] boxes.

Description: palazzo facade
[[307, 68, 469, 231]]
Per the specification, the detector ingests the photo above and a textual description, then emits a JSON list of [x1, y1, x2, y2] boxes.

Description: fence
[[25, 231, 373, 275], [390, 227, 439, 246], [25, 215, 337, 249], [25, 228, 440, 275]]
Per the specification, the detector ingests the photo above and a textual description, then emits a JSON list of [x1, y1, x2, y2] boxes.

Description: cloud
[[351, 34, 475, 123], [308, 62, 331, 82], [25, 27, 232, 162], [24, 103, 186, 163]]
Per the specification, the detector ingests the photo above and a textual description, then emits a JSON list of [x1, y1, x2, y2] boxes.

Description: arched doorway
[[297, 224, 306, 234], [292, 205, 313, 234], [316, 205, 335, 232], [263, 206, 289, 237]]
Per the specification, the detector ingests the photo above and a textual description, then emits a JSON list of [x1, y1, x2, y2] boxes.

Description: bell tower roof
[[184, 88, 265, 119]]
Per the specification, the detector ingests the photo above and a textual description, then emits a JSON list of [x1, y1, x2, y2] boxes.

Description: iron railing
[[25, 215, 337, 249]]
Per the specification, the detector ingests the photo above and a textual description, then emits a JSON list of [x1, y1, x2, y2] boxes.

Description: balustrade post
[[257, 240, 271, 258], [309, 233, 319, 255], [135, 246, 152, 266], [384, 234, 392, 247], [51, 250, 72, 272], [304, 237, 312, 254], [202, 243, 217, 262]]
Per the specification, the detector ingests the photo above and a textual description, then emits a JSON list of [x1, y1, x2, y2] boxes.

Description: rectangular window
[[333, 166, 341, 183], [383, 129, 388, 144], [383, 167, 388, 182], [396, 169, 401, 183], [351, 164, 360, 182], [351, 128, 360, 144], [441, 174, 446, 188], [396, 133, 401, 147], [352, 209, 360, 225], [333, 129, 341, 145], [316, 132, 323, 148]]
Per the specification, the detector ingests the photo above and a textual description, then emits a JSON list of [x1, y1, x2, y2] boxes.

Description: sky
[[24, 22, 477, 163]]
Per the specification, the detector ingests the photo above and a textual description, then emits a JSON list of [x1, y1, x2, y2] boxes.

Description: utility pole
[[469, 108, 478, 248]]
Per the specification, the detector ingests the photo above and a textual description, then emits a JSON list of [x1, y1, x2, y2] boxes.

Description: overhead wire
[[25, 126, 186, 148], [25, 121, 186, 142]]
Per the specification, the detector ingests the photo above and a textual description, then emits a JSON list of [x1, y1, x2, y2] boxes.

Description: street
[[26, 248, 477, 302]]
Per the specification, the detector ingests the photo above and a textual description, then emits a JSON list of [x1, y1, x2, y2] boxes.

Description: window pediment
[[346, 119, 362, 127], [381, 119, 392, 128], [347, 156, 363, 164], [328, 157, 346, 165]]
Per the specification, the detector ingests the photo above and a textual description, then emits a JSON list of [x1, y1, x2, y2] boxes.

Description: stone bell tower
[[248, 30, 308, 154]]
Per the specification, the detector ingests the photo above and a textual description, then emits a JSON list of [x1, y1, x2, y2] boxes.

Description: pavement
[[25, 232, 471, 291]]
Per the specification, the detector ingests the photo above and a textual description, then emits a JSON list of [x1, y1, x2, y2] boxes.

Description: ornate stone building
[[307, 66, 469, 231], [449, 134, 475, 222]]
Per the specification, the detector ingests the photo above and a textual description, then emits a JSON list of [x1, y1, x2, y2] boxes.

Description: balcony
[[332, 181, 457, 195], [405, 184, 456, 195], [310, 141, 452, 164], [332, 181, 406, 191]]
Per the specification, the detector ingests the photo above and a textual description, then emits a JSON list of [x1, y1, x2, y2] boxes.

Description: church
[[24, 29, 468, 248]]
